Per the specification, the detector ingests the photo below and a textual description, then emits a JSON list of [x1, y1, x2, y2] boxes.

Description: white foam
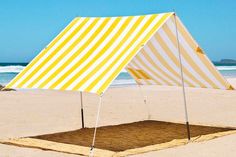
[[217, 66, 236, 71], [0, 66, 25, 73], [111, 79, 136, 86]]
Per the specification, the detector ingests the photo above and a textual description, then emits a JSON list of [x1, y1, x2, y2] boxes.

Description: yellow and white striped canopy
[[6, 12, 233, 95]]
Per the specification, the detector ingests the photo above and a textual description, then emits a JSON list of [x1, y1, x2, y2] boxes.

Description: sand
[[0, 78, 236, 156]]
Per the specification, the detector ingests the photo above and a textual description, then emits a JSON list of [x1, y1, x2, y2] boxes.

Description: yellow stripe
[[16, 18, 91, 88], [140, 48, 181, 86], [148, 41, 194, 86], [72, 16, 146, 91], [171, 16, 229, 89], [154, 32, 206, 88], [6, 18, 80, 88], [133, 55, 170, 85], [126, 68, 143, 79], [60, 17, 124, 89], [162, 23, 219, 88], [126, 68, 142, 84], [35, 18, 112, 89], [126, 68, 152, 84], [66, 17, 136, 90], [170, 16, 197, 51], [83, 15, 157, 92], [137, 70, 152, 79], [28, 18, 102, 88], [96, 13, 172, 94], [128, 63, 154, 84], [42, 18, 111, 89], [129, 61, 162, 84]]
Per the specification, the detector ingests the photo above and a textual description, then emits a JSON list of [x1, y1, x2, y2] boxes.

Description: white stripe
[[136, 51, 177, 85], [57, 17, 127, 89], [13, 18, 86, 87], [53, 16, 138, 90], [138, 50, 177, 85], [29, 18, 103, 88], [131, 55, 168, 84], [130, 58, 166, 84], [176, 16, 197, 46], [44, 18, 80, 48], [90, 14, 166, 93], [48, 18, 118, 89], [177, 16, 228, 89], [143, 45, 182, 85], [127, 61, 141, 70], [42, 18, 117, 89], [22, 18, 94, 88], [150, 36, 199, 87], [166, 19, 225, 89], [75, 16, 154, 91], [158, 27, 212, 88], [34, 18, 116, 88]]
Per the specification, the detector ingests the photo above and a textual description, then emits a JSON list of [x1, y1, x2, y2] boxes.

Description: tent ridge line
[[75, 12, 175, 19], [100, 12, 174, 95]]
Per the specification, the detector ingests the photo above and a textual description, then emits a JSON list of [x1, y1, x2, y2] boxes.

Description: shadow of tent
[[32, 120, 234, 152]]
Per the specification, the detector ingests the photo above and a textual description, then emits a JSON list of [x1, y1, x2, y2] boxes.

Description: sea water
[[1, 63, 236, 86]]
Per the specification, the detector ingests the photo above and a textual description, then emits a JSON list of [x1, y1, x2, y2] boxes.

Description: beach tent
[[6, 12, 233, 93], [6, 12, 233, 156]]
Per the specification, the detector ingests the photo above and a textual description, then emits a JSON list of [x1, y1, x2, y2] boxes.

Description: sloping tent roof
[[6, 12, 233, 95]]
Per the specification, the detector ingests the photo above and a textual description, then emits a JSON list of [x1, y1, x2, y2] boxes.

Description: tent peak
[[75, 12, 174, 19]]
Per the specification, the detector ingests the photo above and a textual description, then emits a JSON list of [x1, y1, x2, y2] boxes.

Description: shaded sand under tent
[[1, 121, 236, 157]]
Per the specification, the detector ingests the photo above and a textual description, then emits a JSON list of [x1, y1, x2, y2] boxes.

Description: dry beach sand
[[0, 78, 236, 156]]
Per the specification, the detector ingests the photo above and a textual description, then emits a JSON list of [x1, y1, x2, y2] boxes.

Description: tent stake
[[173, 13, 191, 141], [89, 95, 103, 157], [138, 84, 151, 120], [80, 91, 85, 128]]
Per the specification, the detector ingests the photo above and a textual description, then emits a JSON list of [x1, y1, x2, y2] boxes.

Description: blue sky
[[0, 0, 235, 62]]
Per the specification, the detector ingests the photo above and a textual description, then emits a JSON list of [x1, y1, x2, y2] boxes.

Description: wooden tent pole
[[80, 91, 85, 128], [173, 12, 191, 141]]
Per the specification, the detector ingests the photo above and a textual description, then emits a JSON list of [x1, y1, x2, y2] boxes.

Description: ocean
[[1, 63, 236, 86]]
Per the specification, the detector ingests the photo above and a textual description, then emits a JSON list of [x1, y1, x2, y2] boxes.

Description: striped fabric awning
[[126, 15, 233, 89], [6, 12, 233, 95]]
